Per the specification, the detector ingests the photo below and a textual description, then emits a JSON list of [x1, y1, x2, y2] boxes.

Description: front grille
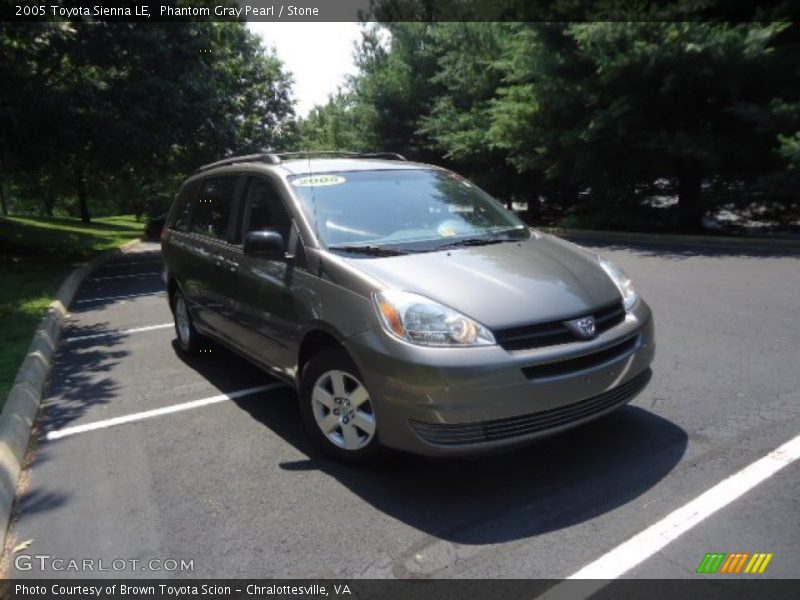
[[494, 301, 625, 351], [410, 368, 651, 446], [521, 335, 639, 380]]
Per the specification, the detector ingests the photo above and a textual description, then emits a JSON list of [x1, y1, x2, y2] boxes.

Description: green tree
[[490, 22, 800, 231], [294, 91, 371, 151], [349, 23, 443, 160], [0, 22, 294, 222], [416, 23, 540, 212]]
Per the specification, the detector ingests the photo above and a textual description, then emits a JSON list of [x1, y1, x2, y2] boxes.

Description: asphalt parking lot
[[3, 240, 799, 579]]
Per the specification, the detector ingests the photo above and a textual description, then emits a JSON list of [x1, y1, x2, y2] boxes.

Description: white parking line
[[74, 291, 166, 304], [45, 383, 287, 441], [89, 271, 162, 281], [542, 432, 800, 591], [63, 322, 173, 343]]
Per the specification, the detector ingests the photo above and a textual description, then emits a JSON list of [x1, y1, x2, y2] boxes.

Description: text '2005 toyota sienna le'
[[161, 152, 655, 462]]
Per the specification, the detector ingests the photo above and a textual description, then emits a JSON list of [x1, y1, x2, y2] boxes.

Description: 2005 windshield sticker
[[292, 175, 346, 187]]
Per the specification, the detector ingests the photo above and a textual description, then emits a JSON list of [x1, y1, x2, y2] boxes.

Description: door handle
[[212, 255, 238, 272]]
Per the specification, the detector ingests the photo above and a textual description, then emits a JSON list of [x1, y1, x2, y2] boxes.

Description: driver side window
[[241, 177, 292, 245]]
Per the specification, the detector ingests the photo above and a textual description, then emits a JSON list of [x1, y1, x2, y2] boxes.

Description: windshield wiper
[[435, 237, 508, 250], [327, 244, 407, 257]]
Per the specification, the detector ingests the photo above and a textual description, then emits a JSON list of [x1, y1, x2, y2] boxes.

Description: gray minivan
[[162, 152, 655, 461]]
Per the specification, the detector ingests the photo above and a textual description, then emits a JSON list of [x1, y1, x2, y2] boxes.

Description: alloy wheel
[[311, 370, 376, 451]]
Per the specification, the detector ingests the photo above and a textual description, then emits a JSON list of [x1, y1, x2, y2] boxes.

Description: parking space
[[3, 241, 799, 580], [627, 460, 800, 578], [66, 294, 171, 336]]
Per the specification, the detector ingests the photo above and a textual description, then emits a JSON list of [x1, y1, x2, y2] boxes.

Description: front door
[[225, 176, 302, 376]]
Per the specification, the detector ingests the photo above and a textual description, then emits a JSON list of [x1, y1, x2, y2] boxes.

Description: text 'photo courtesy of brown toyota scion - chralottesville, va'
[[160, 151, 655, 462]]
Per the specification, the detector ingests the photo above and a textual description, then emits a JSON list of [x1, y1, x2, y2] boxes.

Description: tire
[[173, 291, 202, 354], [299, 347, 384, 463]]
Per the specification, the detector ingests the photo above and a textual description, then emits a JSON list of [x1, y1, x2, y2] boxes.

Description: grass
[[0, 214, 143, 408]]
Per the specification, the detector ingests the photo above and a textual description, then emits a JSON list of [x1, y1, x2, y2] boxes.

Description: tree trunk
[[75, 166, 90, 223], [0, 179, 8, 216], [521, 175, 541, 225], [42, 190, 55, 217], [677, 171, 704, 232], [525, 194, 541, 225]]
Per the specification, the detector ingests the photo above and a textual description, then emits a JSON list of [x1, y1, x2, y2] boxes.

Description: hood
[[340, 235, 622, 330]]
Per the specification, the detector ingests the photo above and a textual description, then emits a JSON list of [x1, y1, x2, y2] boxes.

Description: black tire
[[299, 346, 384, 463], [172, 291, 203, 354]]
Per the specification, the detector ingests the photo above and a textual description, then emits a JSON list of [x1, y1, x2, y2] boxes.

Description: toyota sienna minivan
[[161, 152, 655, 461]]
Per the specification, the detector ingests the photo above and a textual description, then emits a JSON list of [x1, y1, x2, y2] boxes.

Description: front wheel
[[299, 347, 383, 462]]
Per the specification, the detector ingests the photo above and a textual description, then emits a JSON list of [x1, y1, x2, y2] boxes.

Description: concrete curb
[[0, 237, 143, 546], [539, 227, 800, 252]]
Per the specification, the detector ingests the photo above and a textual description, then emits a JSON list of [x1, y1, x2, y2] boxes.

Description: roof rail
[[194, 151, 407, 173], [273, 151, 407, 162], [194, 153, 281, 174]]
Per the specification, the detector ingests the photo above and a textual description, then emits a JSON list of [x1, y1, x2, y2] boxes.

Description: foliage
[[294, 91, 372, 151], [0, 21, 294, 222], [491, 22, 800, 230], [4, 16, 799, 232]]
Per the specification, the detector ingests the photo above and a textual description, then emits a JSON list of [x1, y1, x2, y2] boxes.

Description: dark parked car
[[144, 213, 167, 240], [161, 152, 655, 461]]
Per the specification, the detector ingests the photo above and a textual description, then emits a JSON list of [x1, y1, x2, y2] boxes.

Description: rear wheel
[[173, 291, 202, 353], [299, 347, 383, 462]]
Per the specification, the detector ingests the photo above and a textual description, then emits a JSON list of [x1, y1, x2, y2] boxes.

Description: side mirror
[[243, 230, 285, 260]]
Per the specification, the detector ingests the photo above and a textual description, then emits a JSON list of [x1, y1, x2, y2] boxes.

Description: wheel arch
[[297, 326, 349, 379]]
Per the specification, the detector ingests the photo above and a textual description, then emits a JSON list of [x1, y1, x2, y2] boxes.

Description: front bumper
[[344, 299, 655, 456]]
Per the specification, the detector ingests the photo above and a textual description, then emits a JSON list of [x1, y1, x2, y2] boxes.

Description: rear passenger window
[[191, 177, 238, 240]]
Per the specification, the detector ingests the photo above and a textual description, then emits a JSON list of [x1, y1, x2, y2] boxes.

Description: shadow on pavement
[[177, 342, 688, 546], [14, 323, 133, 532], [76, 276, 165, 298], [13, 489, 68, 518], [68, 248, 166, 311], [39, 322, 130, 433]]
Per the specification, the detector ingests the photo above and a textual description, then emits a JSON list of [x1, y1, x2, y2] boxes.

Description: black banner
[[2, 580, 799, 600], [3, 0, 799, 23]]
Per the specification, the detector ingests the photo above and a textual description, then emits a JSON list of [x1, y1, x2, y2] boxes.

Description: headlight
[[373, 290, 495, 347], [598, 256, 638, 311]]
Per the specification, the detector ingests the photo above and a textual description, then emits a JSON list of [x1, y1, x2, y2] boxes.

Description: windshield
[[288, 169, 529, 253]]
